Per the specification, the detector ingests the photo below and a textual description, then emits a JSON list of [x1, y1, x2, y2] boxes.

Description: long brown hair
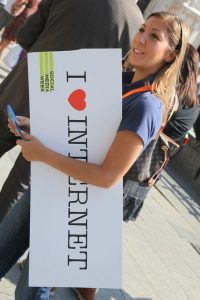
[[147, 12, 190, 121], [177, 43, 199, 107]]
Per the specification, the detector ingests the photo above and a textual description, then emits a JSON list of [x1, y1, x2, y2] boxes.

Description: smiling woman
[[15, 13, 189, 187], [0, 11, 190, 300]]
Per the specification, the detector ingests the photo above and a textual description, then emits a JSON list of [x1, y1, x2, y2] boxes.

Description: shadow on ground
[[97, 288, 152, 300], [157, 166, 200, 222]]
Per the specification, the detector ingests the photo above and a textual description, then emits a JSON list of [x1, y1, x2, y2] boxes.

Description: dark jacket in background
[[164, 105, 199, 144], [0, 0, 143, 116]]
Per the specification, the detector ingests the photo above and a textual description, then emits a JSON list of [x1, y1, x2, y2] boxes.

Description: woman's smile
[[132, 48, 144, 55]]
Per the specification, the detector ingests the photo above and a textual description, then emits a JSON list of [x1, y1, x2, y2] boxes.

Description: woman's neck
[[132, 68, 158, 83], [132, 71, 150, 83]]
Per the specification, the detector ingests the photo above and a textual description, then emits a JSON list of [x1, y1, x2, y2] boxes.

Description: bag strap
[[159, 132, 179, 148], [122, 85, 154, 100], [147, 144, 169, 187], [148, 94, 179, 186]]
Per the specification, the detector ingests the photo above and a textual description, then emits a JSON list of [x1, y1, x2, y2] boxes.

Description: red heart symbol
[[68, 89, 86, 111]]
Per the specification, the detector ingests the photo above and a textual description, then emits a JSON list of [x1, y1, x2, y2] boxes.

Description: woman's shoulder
[[138, 91, 161, 101], [132, 91, 163, 113]]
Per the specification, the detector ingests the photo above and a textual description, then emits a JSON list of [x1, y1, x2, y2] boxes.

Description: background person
[[0, 0, 41, 56], [0, 0, 13, 32], [0, 0, 28, 34], [164, 43, 199, 145], [0, 0, 144, 223]]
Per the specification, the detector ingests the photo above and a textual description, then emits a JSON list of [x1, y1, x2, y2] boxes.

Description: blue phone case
[[7, 105, 25, 140]]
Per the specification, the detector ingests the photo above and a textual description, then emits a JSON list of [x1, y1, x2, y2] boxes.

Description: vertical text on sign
[[39, 52, 54, 92], [66, 71, 89, 270]]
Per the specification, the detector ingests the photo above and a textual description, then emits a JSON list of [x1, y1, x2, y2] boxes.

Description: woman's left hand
[[16, 132, 48, 162]]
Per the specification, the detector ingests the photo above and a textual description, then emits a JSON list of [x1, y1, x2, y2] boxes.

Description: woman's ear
[[164, 50, 177, 63]]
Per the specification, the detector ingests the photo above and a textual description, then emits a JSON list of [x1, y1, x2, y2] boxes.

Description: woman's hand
[[16, 132, 49, 162], [8, 116, 30, 137]]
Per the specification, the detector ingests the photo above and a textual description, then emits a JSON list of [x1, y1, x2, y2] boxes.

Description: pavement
[[0, 48, 200, 300]]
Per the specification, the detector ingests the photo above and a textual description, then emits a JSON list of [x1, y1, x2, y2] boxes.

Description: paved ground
[[0, 146, 200, 300], [0, 48, 200, 300]]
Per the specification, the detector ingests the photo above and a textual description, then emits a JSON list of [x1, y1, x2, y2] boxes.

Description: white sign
[[28, 49, 122, 288]]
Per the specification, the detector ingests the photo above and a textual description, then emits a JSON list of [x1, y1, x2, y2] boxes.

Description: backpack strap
[[122, 85, 154, 100]]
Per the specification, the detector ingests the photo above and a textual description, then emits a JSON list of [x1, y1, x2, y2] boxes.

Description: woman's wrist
[[39, 145, 52, 163]]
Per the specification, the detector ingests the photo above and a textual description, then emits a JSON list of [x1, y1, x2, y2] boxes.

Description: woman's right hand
[[8, 116, 30, 137]]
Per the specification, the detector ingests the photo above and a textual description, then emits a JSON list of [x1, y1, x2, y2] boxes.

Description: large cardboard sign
[[28, 49, 122, 288]]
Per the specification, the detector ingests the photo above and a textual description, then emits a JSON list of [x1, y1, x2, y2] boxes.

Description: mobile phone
[[7, 105, 25, 140]]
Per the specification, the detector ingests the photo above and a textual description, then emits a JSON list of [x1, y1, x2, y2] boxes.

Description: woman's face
[[129, 16, 175, 76]]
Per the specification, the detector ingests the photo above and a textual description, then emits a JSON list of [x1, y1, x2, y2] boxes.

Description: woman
[[123, 43, 200, 223], [0, 0, 41, 56], [0, 11, 189, 300]]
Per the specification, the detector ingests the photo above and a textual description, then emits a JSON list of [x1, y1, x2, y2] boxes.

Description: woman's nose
[[138, 33, 146, 45]]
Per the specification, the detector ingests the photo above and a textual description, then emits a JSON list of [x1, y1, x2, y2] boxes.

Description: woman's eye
[[138, 27, 145, 33], [151, 33, 159, 40]]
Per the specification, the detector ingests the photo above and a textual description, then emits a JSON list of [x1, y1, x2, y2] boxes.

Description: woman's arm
[[17, 130, 143, 188]]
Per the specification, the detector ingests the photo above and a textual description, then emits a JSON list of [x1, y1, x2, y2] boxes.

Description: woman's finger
[[16, 116, 30, 130], [16, 139, 24, 146], [22, 131, 33, 141], [8, 120, 21, 136]]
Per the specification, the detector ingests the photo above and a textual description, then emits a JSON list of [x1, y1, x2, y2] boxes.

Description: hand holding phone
[[7, 105, 25, 140]]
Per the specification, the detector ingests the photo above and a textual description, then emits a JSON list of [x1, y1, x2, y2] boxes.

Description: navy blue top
[[119, 72, 163, 149]]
